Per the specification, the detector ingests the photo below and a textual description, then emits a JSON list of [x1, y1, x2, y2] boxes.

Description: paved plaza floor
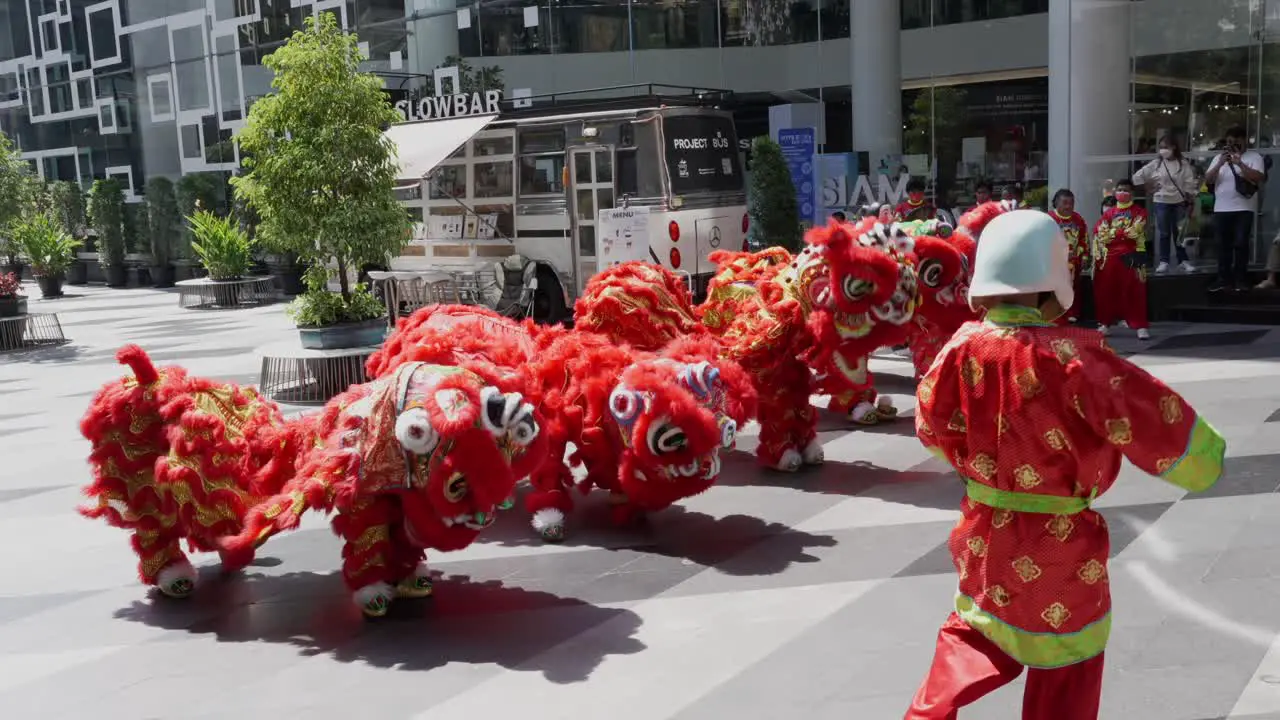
[[4, 284, 1280, 719]]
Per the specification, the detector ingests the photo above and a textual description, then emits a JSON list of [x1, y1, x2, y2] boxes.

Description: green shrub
[[12, 214, 80, 276], [88, 178, 126, 267], [746, 136, 802, 253], [285, 265, 384, 327], [188, 210, 254, 280]]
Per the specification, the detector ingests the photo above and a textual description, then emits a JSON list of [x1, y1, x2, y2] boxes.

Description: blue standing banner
[[778, 127, 817, 225]]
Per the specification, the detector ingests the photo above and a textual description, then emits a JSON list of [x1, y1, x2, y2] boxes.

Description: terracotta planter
[[0, 296, 26, 317], [298, 318, 387, 350]]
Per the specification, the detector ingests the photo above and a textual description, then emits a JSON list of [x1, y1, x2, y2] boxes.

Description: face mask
[[1158, 148, 1173, 159], [1115, 191, 1133, 204], [908, 192, 924, 203]]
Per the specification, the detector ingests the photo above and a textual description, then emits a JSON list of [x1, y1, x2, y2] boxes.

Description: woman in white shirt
[[1132, 135, 1199, 274]]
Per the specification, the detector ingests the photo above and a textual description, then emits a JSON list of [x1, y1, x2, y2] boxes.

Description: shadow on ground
[[114, 568, 645, 683]]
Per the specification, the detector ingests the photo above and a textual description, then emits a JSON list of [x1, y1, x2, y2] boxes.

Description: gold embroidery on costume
[[966, 537, 987, 558], [1156, 457, 1177, 474], [1014, 464, 1042, 489], [988, 585, 1011, 607], [1012, 556, 1042, 583], [1078, 559, 1106, 585], [997, 414, 1010, 436], [970, 453, 996, 480], [1046, 514, 1074, 542], [1109, 375, 1124, 391], [1044, 428, 1069, 451], [918, 377, 935, 405], [1105, 418, 1133, 445], [948, 409, 967, 433], [1041, 602, 1071, 629], [962, 358, 984, 387], [992, 509, 1013, 529], [1160, 395, 1184, 425], [1016, 368, 1043, 399], [1050, 339, 1078, 364]]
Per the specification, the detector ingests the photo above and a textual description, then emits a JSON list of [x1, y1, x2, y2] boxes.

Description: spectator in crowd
[[1002, 183, 1026, 208], [1093, 179, 1151, 340], [831, 210, 847, 223], [1205, 125, 1267, 292], [973, 181, 992, 208], [895, 178, 937, 221], [1048, 189, 1090, 324], [1132, 134, 1199, 274]]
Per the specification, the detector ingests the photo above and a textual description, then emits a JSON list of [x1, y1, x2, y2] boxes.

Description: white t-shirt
[[1209, 150, 1266, 213]]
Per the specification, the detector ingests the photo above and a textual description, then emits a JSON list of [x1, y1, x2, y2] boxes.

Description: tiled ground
[[2, 284, 1280, 719]]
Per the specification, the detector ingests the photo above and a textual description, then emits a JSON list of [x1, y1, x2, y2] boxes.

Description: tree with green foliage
[[88, 178, 126, 268], [746, 136, 802, 253], [49, 181, 88, 240], [145, 177, 181, 266], [0, 132, 39, 267], [437, 55, 505, 94], [231, 12, 409, 312]]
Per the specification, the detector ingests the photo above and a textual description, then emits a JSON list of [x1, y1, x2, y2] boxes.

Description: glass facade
[[19, 0, 1277, 268]]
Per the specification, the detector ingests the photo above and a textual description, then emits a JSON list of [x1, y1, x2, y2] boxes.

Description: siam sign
[[396, 89, 503, 122]]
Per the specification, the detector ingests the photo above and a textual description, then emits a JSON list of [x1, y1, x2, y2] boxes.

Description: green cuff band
[[1161, 414, 1226, 493]]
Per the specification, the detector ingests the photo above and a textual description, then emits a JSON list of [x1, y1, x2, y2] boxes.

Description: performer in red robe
[[1048, 189, 1090, 324], [896, 178, 937, 222], [1092, 179, 1150, 339], [904, 210, 1225, 719]]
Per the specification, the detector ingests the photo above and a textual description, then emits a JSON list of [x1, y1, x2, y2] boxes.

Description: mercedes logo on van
[[710, 226, 722, 248]]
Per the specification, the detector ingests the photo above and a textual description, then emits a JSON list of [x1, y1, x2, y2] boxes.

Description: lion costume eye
[[481, 386, 540, 446], [719, 418, 737, 448], [646, 420, 687, 455], [919, 259, 943, 288], [394, 407, 439, 455], [509, 407, 539, 447], [444, 472, 468, 502], [842, 275, 873, 301], [610, 387, 642, 423]]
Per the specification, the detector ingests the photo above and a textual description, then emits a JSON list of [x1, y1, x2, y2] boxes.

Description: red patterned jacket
[[915, 304, 1225, 668]]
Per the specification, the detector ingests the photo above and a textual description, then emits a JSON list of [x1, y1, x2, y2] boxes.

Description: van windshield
[[663, 114, 743, 195]]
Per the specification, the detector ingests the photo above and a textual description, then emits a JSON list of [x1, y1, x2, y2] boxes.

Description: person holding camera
[[1205, 126, 1267, 292], [1093, 179, 1151, 340]]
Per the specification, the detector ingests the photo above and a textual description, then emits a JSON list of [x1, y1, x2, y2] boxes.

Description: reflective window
[[902, 0, 1048, 30]]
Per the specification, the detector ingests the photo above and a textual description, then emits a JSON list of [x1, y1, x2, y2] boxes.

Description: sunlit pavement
[[2, 283, 1280, 719]]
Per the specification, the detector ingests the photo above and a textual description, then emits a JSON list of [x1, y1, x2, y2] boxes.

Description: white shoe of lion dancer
[[530, 507, 566, 542], [773, 448, 803, 472], [801, 439, 825, 465], [354, 581, 395, 618], [156, 559, 196, 599]]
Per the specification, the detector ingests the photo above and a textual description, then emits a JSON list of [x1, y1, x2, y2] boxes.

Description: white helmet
[[968, 210, 1073, 315]]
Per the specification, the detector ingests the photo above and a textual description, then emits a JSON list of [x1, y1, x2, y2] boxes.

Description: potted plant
[[144, 177, 180, 287], [50, 181, 90, 285], [89, 178, 127, 287], [175, 172, 229, 281], [0, 131, 36, 279], [188, 209, 254, 306], [12, 214, 80, 298], [231, 13, 408, 348], [746, 136, 802, 253], [0, 271, 24, 317]]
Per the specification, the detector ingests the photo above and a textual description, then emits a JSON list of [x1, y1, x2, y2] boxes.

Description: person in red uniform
[[904, 209, 1225, 720], [1048, 189, 1090, 324], [1092, 179, 1150, 340], [897, 178, 937, 222]]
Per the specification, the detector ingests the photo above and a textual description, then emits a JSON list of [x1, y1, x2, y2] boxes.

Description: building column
[[406, 0, 461, 84], [1049, 0, 1132, 225], [850, 0, 902, 172]]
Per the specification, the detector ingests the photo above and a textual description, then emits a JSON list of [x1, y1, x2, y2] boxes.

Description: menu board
[[663, 115, 743, 195], [597, 206, 652, 268]]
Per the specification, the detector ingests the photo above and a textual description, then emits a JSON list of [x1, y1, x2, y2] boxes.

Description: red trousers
[[1057, 272, 1089, 325], [1093, 257, 1148, 329], [905, 613, 1105, 720]]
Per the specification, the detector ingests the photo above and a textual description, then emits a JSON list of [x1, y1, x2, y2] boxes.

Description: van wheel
[[532, 266, 568, 325]]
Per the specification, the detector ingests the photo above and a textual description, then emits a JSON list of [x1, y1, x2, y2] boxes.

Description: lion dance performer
[[365, 304, 756, 542], [577, 227, 905, 471], [1092, 178, 1151, 340], [1049, 189, 1091, 325], [904, 210, 1224, 719], [80, 343, 548, 617]]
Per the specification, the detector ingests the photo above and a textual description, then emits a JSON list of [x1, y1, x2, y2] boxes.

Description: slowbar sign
[[396, 89, 503, 122]]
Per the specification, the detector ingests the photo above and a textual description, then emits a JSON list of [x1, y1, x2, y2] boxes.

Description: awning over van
[[385, 114, 497, 180]]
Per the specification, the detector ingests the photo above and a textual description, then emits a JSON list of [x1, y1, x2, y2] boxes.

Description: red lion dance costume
[[576, 225, 906, 471], [904, 209, 1224, 718], [365, 304, 756, 542], [80, 342, 548, 618]]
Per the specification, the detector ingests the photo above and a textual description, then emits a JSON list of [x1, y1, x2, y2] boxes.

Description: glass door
[[568, 146, 616, 293]]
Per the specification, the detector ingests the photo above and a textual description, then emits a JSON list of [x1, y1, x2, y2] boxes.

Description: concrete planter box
[[297, 318, 387, 350]]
